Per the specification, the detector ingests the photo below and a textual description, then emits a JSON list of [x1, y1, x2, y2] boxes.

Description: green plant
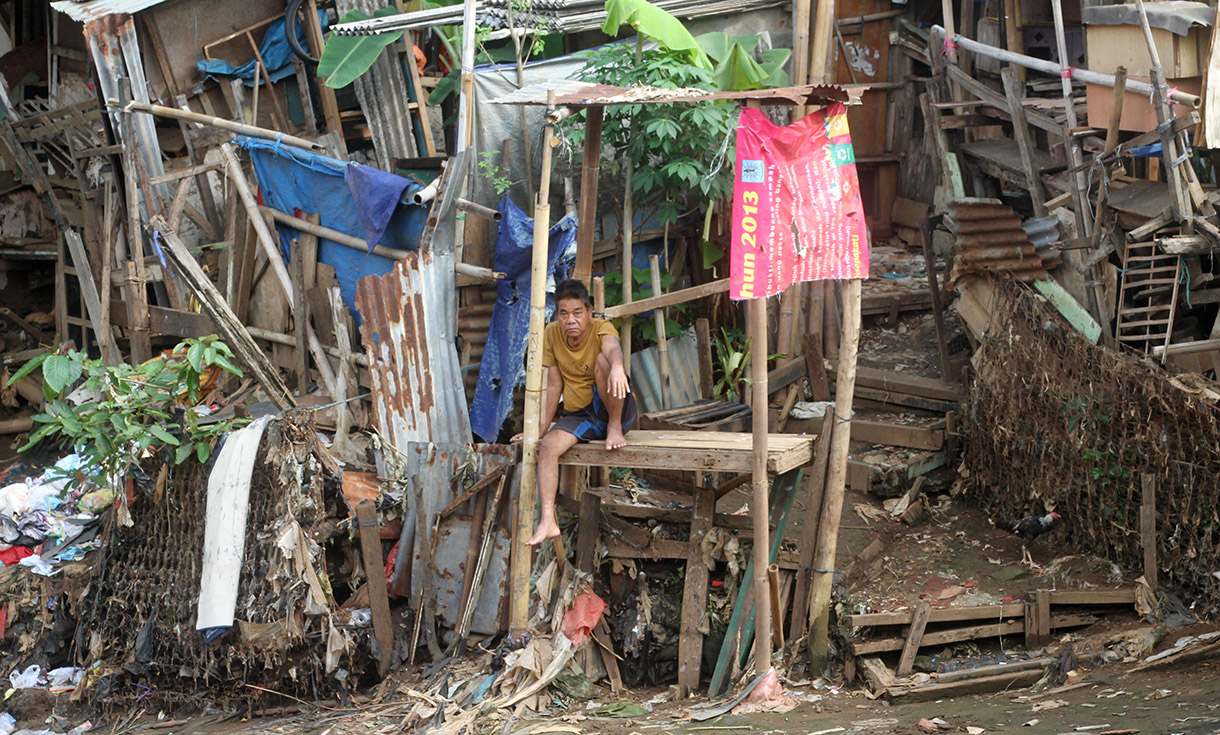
[[713, 328, 750, 403], [478, 150, 515, 196], [600, 268, 686, 345], [317, 6, 405, 89], [7, 337, 249, 487]]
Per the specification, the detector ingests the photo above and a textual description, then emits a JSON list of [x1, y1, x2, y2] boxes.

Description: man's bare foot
[[605, 427, 627, 451], [526, 518, 561, 546]]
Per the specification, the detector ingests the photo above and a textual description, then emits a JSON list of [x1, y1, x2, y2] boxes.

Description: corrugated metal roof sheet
[[946, 198, 1060, 286], [51, 0, 169, 23], [355, 249, 472, 451], [490, 82, 860, 108]]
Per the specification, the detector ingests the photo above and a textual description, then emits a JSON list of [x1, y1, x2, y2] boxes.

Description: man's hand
[[510, 432, 523, 444], [607, 363, 630, 400]]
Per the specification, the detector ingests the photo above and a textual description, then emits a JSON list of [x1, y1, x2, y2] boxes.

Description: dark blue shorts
[[550, 389, 637, 442]]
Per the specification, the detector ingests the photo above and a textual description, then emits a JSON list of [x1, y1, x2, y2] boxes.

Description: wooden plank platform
[[558, 431, 815, 474]]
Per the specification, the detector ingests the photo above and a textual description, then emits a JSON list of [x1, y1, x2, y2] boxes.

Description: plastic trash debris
[[18, 556, 58, 577], [917, 719, 940, 732], [966, 728, 985, 735], [46, 668, 82, 692], [349, 609, 372, 627], [8, 665, 40, 690], [561, 592, 606, 646], [589, 702, 648, 717], [0, 713, 15, 735], [731, 668, 798, 715]]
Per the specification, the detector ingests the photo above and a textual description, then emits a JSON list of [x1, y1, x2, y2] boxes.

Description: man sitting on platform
[[516, 278, 636, 546]]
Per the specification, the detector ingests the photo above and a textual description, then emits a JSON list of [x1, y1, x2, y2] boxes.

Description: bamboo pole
[[510, 89, 558, 634], [929, 26, 1200, 107], [807, 278, 862, 673], [767, 563, 784, 649], [456, 0, 477, 153], [123, 101, 324, 151], [649, 254, 670, 409], [219, 143, 340, 400], [749, 289, 771, 673], [259, 205, 504, 281]]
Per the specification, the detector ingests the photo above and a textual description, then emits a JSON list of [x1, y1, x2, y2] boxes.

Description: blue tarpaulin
[[469, 197, 576, 442], [236, 136, 428, 321], [197, 12, 328, 86]]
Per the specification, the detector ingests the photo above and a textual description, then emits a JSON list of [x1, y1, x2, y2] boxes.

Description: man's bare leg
[[595, 353, 628, 451], [526, 428, 580, 545]]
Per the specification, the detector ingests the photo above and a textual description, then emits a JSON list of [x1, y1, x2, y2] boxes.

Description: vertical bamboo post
[[748, 293, 771, 672], [767, 563, 784, 649], [807, 278, 863, 673], [649, 254, 670, 409], [743, 99, 772, 673], [809, 0, 835, 85], [1141, 473, 1158, 590], [456, 0, 478, 153], [510, 89, 558, 634]]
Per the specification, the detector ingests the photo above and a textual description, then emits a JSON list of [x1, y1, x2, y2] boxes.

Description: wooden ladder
[[1115, 240, 1180, 359]]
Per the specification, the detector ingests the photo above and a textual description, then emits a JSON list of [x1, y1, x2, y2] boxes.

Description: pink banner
[[730, 103, 870, 300]]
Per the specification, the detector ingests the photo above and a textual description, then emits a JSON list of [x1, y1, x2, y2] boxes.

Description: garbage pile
[[0, 455, 109, 577]]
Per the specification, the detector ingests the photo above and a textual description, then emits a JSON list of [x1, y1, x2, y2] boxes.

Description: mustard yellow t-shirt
[[542, 318, 618, 411]]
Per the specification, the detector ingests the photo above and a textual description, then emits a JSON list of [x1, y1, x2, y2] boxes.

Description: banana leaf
[[602, 0, 710, 70], [318, 6, 403, 89]]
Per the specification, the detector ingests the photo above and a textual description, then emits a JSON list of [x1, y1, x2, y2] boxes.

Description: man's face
[[556, 297, 592, 344]]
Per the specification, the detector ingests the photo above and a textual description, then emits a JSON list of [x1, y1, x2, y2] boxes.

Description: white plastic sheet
[[196, 416, 272, 632]]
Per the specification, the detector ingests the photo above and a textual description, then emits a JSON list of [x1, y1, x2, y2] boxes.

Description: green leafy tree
[[7, 337, 249, 488]]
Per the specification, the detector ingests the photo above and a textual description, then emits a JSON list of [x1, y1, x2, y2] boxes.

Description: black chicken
[[994, 511, 1061, 568]]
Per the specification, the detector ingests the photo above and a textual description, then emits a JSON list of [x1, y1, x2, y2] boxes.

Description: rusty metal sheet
[[405, 443, 517, 620], [356, 249, 471, 449], [432, 517, 510, 635], [947, 198, 1055, 287]]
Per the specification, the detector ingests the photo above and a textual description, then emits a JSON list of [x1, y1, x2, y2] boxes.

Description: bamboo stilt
[[808, 278, 863, 673], [510, 89, 558, 634]]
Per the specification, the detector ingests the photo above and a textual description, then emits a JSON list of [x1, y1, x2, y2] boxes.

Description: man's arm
[[541, 365, 563, 430], [600, 334, 630, 399]]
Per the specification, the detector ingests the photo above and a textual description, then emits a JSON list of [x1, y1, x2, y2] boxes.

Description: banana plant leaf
[[318, 6, 403, 89], [696, 31, 761, 62], [602, 0, 710, 70], [711, 42, 770, 91]]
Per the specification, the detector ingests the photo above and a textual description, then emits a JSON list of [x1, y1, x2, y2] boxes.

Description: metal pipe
[[930, 25, 1201, 108], [456, 197, 503, 222]]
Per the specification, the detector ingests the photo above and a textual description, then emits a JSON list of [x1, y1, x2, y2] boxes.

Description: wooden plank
[[1036, 589, 1051, 646], [934, 657, 1054, 683], [768, 356, 807, 397], [1141, 474, 1157, 590], [851, 386, 957, 413], [577, 492, 601, 573], [603, 278, 729, 318], [851, 420, 944, 451], [153, 217, 295, 409], [848, 614, 1098, 655], [558, 431, 815, 474], [604, 536, 688, 560], [356, 500, 395, 676], [896, 602, 932, 676], [1046, 589, 1136, 605], [695, 318, 714, 400], [843, 603, 1027, 628], [1001, 66, 1048, 217], [147, 160, 223, 187], [593, 618, 623, 694], [830, 364, 962, 401], [677, 485, 715, 689], [63, 230, 121, 365], [889, 669, 1044, 702], [291, 239, 309, 392], [858, 657, 895, 698]]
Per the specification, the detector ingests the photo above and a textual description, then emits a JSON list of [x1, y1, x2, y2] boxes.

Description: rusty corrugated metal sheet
[[355, 249, 471, 450], [947, 198, 1060, 287]]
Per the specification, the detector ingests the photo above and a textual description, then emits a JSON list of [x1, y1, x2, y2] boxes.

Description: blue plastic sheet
[[197, 12, 328, 86], [469, 197, 575, 442], [236, 136, 427, 321]]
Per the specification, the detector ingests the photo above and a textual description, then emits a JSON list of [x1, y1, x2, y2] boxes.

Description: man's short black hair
[[555, 279, 592, 308]]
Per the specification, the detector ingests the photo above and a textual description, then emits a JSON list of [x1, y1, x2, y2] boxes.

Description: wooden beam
[[603, 278, 730, 319], [1141, 473, 1158, 590], [896, 601, 932, 676], [843, 603, 1027, 628], [848, 613, 1097, 655], [677, 485, 714, 689], [356, 500, 395, 676], [889, 669, 1044, 702], [573, 105, 603, 286], [557, 431, 814, 474]]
